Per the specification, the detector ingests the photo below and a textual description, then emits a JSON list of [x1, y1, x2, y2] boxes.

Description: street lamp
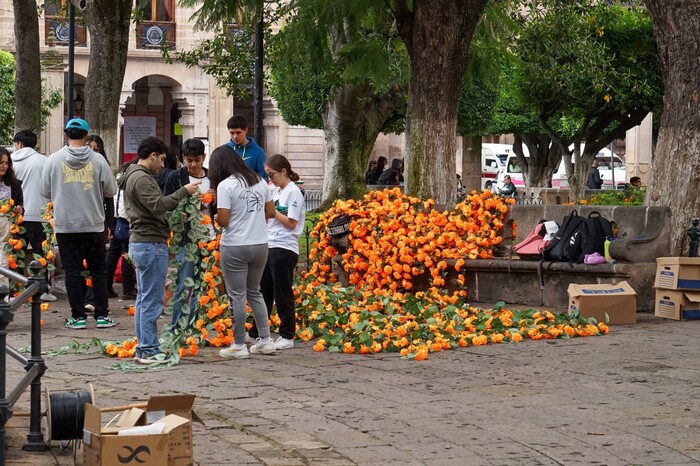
[[74, 94, 84, 115]]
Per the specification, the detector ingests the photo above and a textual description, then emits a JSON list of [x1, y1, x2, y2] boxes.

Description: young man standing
[[226, 115, 268, 182], [12, 130, 56, 302], [163, 138, 215, 328], [119, 137, 200, 364], [40, 118, 118, 329]]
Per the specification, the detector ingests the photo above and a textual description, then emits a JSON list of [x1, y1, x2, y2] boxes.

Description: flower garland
[[103, 193, 234, 362]]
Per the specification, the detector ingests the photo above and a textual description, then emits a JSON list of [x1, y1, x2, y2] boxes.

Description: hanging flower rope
[[103, 193, 233, 364]]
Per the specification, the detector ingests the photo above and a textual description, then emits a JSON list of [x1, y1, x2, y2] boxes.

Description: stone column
[[625, 113, 653, 185]]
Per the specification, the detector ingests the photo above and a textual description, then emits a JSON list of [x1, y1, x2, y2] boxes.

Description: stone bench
[[461, 205, 672, 311]]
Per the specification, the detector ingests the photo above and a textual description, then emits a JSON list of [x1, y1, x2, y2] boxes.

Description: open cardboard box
[[654, 257, 700, 290], [654, 289, 700, 321], [83, 394, 200, 466], [567, 281, 637, 325]]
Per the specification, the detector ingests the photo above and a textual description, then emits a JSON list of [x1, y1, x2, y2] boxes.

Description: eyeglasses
[[266, 171, 279, 178]]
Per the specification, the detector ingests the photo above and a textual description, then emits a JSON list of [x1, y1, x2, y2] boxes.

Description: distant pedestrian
[[586, 160, 603, 189], [226, 115, 268, 182], [208, 145, 276, 360], [629, 176, 642, 188], [12, 130, 55, 301], [119, 137, 200, 365], [500, 175, 517, 198], [40, 118, 118, 330], [367, 156, 387, 185]]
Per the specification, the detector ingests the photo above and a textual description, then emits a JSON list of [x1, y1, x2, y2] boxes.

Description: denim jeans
[[56, 232, 109, 320], [171, 248, 197, 327], [130, 242, 168, 358]]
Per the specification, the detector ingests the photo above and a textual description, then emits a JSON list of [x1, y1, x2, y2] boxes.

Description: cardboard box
[[83, 395, 200, 466], [654, 289, 700, 320], [567, 281, 637, 324], [654, 257, 700, 290]]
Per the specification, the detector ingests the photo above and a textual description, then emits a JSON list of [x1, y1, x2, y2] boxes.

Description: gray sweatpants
[[220, 244, 271, 345]]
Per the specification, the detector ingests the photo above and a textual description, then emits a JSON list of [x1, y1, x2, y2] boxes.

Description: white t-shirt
[[217, 176, 270, 247], [191, 175, 215, 239], [267, 182, 305, 254]]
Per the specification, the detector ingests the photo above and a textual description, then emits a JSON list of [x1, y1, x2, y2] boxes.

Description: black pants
[[56, 232, 109, 320], [249, 247, 298, 340], [105, 236, 136, 294], [20, 221, 50, 284]]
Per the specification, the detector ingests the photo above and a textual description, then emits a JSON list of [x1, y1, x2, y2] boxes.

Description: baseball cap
[[65, 118, 89, 132]]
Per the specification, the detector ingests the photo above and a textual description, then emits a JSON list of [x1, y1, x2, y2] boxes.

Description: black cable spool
[[47, 388, 93, 441]]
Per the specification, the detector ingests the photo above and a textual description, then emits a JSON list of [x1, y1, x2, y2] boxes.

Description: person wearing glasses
[[247, 154, 305, 350]]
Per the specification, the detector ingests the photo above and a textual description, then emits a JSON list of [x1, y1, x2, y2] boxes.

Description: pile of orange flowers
[[295, 188, 607, 360], [305, 188, 514, 292]]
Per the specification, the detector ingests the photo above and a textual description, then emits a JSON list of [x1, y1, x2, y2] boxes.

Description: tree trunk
[[517, 134, 561, 187], [644, 1, 700, 255], [13, 0, 42, 133], [396, 0, 488, 205], [83, 0, 132, 168], [321, 84, 401, 209]]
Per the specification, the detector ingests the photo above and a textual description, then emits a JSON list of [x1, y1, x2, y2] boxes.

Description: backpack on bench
[[512, 220, 559, 260], [568, 211, 615, 263], [543, 210, 585, 262]]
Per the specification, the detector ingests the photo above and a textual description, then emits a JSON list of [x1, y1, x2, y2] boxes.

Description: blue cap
[[65, 118, 89, 132]]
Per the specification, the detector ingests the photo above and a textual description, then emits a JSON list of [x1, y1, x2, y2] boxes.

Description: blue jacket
[[226, 137, 268, 182]]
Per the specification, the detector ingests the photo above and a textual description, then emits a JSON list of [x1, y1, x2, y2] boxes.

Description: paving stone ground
[[2, 289, 700, 465]]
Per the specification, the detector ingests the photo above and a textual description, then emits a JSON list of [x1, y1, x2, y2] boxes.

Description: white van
[[481, 143, 525, 189], [496, 146, 626, 190]]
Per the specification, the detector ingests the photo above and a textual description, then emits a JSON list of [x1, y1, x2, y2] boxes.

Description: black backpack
[[567, 212, 615, 263], [543, 211, 584, 261]]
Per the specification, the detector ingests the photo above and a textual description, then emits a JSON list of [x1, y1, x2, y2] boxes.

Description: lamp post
[[67, 2, 75, 120]]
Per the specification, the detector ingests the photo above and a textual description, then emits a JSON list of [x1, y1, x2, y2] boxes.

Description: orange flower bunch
[[104, 337, 138, 359], [296, 283, 608, 360], [303, 188, 513, 293]]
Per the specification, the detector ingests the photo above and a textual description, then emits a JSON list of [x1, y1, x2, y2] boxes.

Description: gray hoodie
[[40, 145, 117, 233], [11, 147, 48, 222]]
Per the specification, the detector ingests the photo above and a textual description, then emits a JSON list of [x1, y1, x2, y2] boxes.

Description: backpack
[[513, 220, 559, 260], [543, 210, 585, 261], [567, 212, 615, 264]]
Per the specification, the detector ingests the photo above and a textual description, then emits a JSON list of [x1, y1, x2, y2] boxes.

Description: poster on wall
[[122, 116, 157, 163]]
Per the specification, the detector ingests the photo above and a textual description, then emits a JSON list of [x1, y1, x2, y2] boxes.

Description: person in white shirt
[[248, 154, 305, 350], [208, 145, 276, 360]]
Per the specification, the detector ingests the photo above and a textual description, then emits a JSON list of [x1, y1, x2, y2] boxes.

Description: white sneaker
[[218, 344, 249, 359], [40, 292, 58, 302], [244, 333, 255, 345], [52, 280, 67, 295], [249, 338, 276, 355], [84, 303, 95, 312], [274, 337, 294, 350]]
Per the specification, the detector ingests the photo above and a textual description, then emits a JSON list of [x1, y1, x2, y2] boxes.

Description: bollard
[[22, 261, 47, 451], [0, 283, 13, 465], [688, 217, 700, 257]]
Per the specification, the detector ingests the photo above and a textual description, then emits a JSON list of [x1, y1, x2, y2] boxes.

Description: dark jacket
[[586, 167, 603, 189], [163, 166, 207, 196], [500, 182, 517, 198], [367, 164, 385, 185], [118, 164, 189, 244], [378, 159, 402, 185]]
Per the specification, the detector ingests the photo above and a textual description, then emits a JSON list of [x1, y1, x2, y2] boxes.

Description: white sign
[[123, 116, 157, 154]]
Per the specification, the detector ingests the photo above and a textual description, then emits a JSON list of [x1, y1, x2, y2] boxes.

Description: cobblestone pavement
[[3, 290, 700, 465]]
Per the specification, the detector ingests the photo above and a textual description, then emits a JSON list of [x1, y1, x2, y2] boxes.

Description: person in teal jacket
[[226, 115, 268, 182]]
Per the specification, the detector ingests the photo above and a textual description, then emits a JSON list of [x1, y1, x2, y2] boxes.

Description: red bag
[[114, 256, 123, 283], [513, 221, 558, 260]]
